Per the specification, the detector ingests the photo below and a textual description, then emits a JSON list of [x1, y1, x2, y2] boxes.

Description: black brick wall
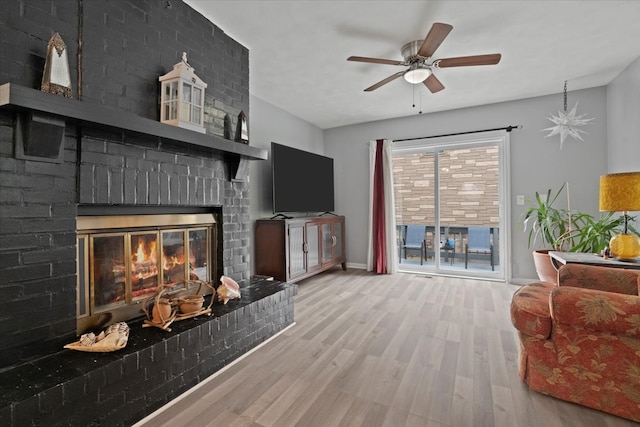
[[0, 0, 252, 369], [0, 0, 249, 129], [78, 131, 228, 206], [0, 113, 79, 368]]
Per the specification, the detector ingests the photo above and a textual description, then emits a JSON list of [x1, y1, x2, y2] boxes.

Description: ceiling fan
[[347, 23, 501, 93]]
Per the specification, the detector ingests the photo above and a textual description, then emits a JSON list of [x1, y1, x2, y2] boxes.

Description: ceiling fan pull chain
[[412, 83, 416, 108]]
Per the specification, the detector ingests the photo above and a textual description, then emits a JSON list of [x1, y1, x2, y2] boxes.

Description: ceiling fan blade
[[435, 53, 502, 68], [418, 23, 453, 58], [424, 74, 444, 93], [364, 72, 404, 92], [347, 56, 403, 66]]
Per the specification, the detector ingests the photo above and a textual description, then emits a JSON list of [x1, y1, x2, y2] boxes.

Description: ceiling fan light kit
[[403, 64, 431, 84], [347, 22, 501, 93]]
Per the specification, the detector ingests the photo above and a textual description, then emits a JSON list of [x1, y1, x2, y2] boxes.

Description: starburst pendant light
[[542, 81, 594, 149]]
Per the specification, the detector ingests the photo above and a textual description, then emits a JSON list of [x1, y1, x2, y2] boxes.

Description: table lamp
[[599, 171, 640, 260]]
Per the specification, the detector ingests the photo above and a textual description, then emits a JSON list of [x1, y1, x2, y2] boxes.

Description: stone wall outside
[[394, 146, 499, 227]]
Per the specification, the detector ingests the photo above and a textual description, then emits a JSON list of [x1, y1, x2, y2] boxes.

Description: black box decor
[[15, 112, 66, 163]]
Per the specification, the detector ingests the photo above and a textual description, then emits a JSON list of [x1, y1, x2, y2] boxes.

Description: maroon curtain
[[372, 139, 386, 273]]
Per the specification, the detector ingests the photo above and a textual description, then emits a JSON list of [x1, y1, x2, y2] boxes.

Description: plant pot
[[532, 249, 558, 284], [178, 295, 204, 314], [152, 297, 172, 323]]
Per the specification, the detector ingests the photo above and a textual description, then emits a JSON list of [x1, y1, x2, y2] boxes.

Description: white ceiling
[[185, 1, 640, 130]]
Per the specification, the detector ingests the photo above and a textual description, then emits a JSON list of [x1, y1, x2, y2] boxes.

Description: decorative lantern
[[159, 52, 207, 133], [41, 32, 72, 98], [235, 111, 248, 144]]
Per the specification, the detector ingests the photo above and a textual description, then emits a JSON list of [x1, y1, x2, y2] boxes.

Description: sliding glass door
[[393, 131, 509, 280]]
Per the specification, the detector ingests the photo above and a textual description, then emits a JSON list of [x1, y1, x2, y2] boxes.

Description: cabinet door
[[321, 223, 333, 263], [306, 222, 321, 272], [322, 219, 345, 264], [334, 220, 344, 261], [288, 223, 306, 279]]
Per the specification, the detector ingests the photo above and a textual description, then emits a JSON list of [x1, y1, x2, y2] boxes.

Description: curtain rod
[[393, 125, 522, 142]]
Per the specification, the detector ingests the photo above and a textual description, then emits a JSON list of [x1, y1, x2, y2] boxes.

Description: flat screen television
[[271, 142, 335, 214]]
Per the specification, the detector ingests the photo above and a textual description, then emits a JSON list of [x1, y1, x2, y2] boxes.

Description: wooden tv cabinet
[[255, 215, 346, 282]]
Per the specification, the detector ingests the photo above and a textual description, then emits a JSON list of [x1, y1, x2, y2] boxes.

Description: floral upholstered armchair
[[511, 263, 640, 422]]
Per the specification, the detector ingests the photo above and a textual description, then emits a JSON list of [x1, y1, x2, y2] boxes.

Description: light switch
[[516, 195, 525, 205]]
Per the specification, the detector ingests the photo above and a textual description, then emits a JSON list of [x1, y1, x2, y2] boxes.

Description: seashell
[[95, 331, 121, 348], [106, 321, 129, 335], [94, 322, 129, 348], [65, 322, 129, 352], [79, 332, 96, 346], [217, 275, 241, 305], [115, 334, 128, 347]]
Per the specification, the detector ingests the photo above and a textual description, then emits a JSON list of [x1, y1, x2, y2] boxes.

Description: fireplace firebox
[[76, 213, 219, 334]]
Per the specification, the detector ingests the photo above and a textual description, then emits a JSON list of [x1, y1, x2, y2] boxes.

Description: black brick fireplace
[[0, 0, 258, 372], [0, 1, 295, 425]]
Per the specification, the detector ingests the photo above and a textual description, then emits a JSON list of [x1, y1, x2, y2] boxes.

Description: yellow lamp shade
[[599, 172, 640, 212]]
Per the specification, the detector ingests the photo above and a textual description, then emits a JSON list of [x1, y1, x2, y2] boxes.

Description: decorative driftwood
[[142, 280, 215, 332], [64, 322, 129, 352]]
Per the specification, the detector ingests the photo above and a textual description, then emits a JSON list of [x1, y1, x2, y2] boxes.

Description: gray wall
[[248, 57, 639, 283], [323, 87, 608, 281], [607, 56, 640, 173], [248, 94, 324, 223]]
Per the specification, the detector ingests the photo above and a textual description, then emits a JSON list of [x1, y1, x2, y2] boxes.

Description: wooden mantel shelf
[[0, 83, 267, 161]]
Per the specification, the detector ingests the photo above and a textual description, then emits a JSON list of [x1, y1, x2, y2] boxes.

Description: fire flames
[[134, 239, 157, 265], [131, 238, 159, 280], [129, 236, 187, 290]]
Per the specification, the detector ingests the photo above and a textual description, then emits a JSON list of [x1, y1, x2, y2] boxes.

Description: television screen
[[271, 142, 335, 214]]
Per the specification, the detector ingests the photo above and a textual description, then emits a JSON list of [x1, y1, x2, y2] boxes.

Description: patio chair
[[400, 225, 426, 265], [440, 237, 455, 265], [465, 226, 494, 270]]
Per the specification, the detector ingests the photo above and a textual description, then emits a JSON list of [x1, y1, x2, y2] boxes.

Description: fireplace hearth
[[0, 278, 297, 426]]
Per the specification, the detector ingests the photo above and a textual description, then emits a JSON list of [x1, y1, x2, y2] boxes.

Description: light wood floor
[[138, 269, 638, 427]]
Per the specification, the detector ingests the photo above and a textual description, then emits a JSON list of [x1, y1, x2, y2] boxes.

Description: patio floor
[[397, 254, 501, 277]]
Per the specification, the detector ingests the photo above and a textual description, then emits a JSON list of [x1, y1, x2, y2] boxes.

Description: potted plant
[[522, 184, 640, 282], [560, 212, 639, 254], [521, 184, 572, 283]]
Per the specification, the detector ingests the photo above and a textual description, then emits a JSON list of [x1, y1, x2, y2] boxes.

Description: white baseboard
[[346, 262, 367, 270]]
